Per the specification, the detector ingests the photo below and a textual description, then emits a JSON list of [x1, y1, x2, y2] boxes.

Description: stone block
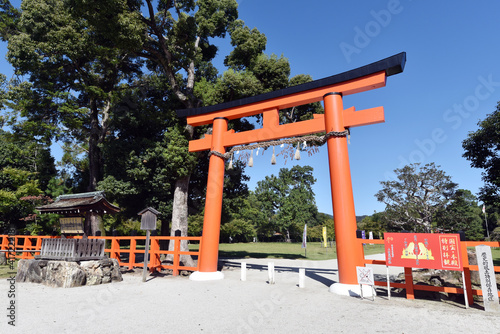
[[16, 258, 123, 288]]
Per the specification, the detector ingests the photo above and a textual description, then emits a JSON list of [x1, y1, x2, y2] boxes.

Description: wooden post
[[149, 237, 161, 273], [461, 240, 474, 305], [404, 267, 415, 299], [35, 237, 43, 257], [129, 237, 137, 270], [22, 236, 32, 259], [142, 231, 150, 282], [110, 238, 120, 262]]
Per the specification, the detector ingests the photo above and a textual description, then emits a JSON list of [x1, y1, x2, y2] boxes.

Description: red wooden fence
[[0, 234, 201, 276]]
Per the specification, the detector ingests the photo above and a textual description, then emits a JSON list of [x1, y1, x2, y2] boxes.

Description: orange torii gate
[[177, 53, 406, 290]]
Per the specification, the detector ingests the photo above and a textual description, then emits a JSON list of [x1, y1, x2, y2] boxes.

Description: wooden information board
[[60, 217, 84, 234]]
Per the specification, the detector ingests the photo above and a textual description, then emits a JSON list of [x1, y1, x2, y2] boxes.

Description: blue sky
[[2, 1, 500, 216]]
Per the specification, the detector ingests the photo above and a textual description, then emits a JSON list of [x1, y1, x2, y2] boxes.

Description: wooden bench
[[35, 238, 106, 261]]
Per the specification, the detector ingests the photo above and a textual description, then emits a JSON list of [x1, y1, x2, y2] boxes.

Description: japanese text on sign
[[384, 233, 462, 271]]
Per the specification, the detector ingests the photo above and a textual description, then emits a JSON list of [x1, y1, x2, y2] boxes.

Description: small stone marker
[[299, 268, 305, 288], [241, 262, 247, 281], [268, 262, 275, 284], [475, 245, 500, 312]]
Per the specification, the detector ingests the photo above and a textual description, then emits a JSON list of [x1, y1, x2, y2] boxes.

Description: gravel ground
[[1, 256, 499, 333]]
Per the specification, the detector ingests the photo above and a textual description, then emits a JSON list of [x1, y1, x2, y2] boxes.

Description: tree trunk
[[88, 103, 101, 192], [168, 174, 196, 267], [84, 211, 101, 236]]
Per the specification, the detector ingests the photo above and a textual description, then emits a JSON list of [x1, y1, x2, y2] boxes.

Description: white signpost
[[475, 245, 500, 312], [356, 266, 375, 301]]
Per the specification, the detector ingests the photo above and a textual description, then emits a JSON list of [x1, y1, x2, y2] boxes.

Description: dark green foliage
[[0, 0, 20, 41], [462, 101, 500, 207], [6, 0, 142, 191], [254, 165, 319, 241], [435, 189, 484, 240], [2, 1, 324, 242], [220, 218, 256, 243], [224, 19, 267, 70], [0, 130, 58, 233], [357, 212, 387, 239]]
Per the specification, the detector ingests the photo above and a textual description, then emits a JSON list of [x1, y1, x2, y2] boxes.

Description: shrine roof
[[36, 191, 120, 215], [177, 52, 406, 119]]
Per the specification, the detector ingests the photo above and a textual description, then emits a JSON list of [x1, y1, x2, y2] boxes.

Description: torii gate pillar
[[189, 117, 227, 281], [323, 92, 365, 289]]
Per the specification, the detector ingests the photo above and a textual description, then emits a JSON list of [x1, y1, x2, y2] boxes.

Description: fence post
[[129, 237, 137, 270], [149, 237, 160, 273], [0, 235, 9, 250], [110, 237, 121, 263], [173, 238, 181, 276], [461, 241, 474, 305], [34, 237, 43, 257], [404, 267, 414, 299], [22, 236, 32, 259]]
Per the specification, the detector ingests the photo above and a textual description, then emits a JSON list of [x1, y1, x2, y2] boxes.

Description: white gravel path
[[1, 256, 499, 333]]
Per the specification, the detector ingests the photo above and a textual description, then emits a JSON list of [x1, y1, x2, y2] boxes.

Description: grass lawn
[[189, 242, 385, 261], [494, 248, 500, 266], [0, 259, 18, 279], [189, 242, 500, 264]]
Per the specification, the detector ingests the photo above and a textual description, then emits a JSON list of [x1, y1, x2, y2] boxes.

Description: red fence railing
[[0, 234, 202, 276]]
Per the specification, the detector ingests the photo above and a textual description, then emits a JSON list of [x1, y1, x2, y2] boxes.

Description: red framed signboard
[[384, 233, 462, 271]]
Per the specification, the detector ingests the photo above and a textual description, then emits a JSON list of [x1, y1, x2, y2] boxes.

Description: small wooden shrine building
[[37, 191, 120, 236]]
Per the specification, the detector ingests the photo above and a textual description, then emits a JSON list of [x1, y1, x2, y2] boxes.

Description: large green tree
[[435, 189, 484, 240], [254, 165, 319, 241], [6, 0, 141, 193], [357, 212, 387, 239], [462, 101, 500, 207], [0, 129, 56, 231], [70, 0, 247, 253], [5, 0, 142, 234], [375, 163, 457, 233], [72, 0, 319, 258]]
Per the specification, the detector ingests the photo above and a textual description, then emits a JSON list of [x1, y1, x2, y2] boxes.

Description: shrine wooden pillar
[[323, 92, 364, 285], [191, 117, 227, 280]]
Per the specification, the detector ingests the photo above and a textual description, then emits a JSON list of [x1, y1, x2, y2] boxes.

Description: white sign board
[[475, 245, 500, 312], [356, 266, 374, 286]]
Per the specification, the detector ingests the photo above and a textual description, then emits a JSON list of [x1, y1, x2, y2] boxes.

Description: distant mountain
[[356, 215, 368, 223]]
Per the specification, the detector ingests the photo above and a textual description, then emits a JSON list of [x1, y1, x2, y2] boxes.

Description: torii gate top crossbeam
[[176, 52, 406, 126]]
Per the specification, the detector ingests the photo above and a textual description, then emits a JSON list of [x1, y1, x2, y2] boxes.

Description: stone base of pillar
[[189, 271, 224, 281], [329, 283, 376, 298]]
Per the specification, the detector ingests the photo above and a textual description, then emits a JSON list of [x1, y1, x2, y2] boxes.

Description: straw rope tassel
[[228, 153, 233, 169], [294, 145, 301, 160], [248, 150, 254, 167], [271, 146, 276, 165]]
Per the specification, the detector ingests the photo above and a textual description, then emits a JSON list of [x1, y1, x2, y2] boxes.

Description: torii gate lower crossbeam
[[178, 53, 406, 291]]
